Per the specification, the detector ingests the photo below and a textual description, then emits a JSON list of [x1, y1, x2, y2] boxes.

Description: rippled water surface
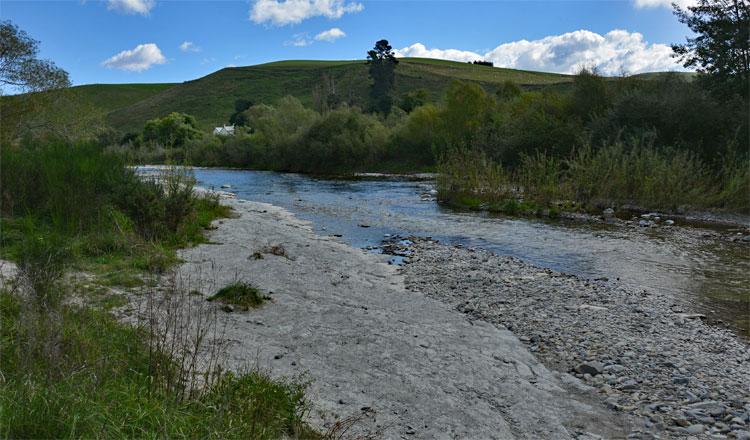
[[186, 168, 750, 336]]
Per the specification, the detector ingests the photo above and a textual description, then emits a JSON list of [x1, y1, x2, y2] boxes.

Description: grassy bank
[[437, 143, 750, 216], [0, 141, 320, 438]]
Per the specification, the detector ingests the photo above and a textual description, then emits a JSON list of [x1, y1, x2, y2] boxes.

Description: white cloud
[[179, 41, 201, 52], [102, 43, 166, 72], [396, 29, 683, 75], [106, 0, 155, 15], [633, 0, 696, 8], [285, 33, 312, 46], [250, 0, 363, 26], [395, 43, 482, 64], [314, 27, 346, 42]]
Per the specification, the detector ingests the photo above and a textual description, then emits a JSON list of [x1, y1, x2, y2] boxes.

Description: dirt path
[[174, 198, 627, 439]]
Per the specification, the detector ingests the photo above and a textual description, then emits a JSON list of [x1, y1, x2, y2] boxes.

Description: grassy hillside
[[1, 83, 175, 139], [3, 59, 694, 135], [106, 58, 573, 132]]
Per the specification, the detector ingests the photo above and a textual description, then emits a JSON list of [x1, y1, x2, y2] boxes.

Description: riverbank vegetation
[[0, 141, 318, 438]]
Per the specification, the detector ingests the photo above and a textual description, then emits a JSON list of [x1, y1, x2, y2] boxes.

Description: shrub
[[208, 282, 267, 309]]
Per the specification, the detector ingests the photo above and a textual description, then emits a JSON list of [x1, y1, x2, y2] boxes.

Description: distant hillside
[[2, 58, 694, 135], [1, 83, 176, 138], [106, 58, 572, 132]]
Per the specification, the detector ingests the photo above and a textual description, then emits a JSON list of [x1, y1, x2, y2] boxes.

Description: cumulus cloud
[[102, 43, 166, 72], [633, 0, 696, 8], [106, 0, 155, 15], [395, 43, 482, 64], [396, 30, 682, 75], [314, 27, 346, 42], [250, 0, 363, 26], [179, 41, 201, 52]]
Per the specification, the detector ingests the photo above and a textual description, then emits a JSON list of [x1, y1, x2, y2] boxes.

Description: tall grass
[[0, 140, 320, 438], [438, 142, 750, 214]]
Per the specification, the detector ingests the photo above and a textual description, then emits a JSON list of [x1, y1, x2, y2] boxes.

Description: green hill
[[3, 58, 693, 136], [1, 83, 176, 139], [106, 58, 572, 132]]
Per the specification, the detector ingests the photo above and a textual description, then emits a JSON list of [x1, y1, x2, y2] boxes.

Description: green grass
[[3, 57, 695, 136], [208, 282, 268, 309], [0, 290, 317, 439], [108, 58, 577, 132], [437, 143, 750, 215]]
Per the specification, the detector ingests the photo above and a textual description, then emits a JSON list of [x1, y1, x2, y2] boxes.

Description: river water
[[185, 168, 749, 337]]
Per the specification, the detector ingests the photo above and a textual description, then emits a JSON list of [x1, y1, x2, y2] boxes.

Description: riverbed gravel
[[396, 237, 750, 439]]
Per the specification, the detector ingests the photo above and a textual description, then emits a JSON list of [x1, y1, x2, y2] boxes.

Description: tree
[[672, 0, 750, 99], [1, 20, 70, 93], [366, 39, 399, 114], [143, 112, 201, 147], [229, 98, 254, 126], [398, 88, 429, 113]]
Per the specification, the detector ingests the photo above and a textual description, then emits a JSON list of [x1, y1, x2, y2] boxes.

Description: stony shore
[[162, 198, 632, 439], [393, 236, 750, 440]]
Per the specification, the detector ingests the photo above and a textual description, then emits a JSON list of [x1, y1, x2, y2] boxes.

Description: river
[[186, 168, 750, 337]]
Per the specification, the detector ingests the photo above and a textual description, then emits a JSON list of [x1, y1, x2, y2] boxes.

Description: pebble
[[399, 238, 750, 440]]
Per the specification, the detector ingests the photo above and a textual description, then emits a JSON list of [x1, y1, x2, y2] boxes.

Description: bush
[[208, 282, 267, 309], [285, 106, 388, 173]]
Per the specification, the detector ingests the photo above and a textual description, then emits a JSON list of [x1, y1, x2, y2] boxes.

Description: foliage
[[0, 288, 315, 439], [0, 20, 69, 92], [398, 88, 429, 113], [435, 81, 495, 154], [143, 112, 202, 148], [366, 39, 399, 114], [208, 282, 267, 309], [672, 0, 750, 99], [287, 106, 389, 173], [229, 98, 254, 126]]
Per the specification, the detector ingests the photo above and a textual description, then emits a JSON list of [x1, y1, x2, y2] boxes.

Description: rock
[[672, 375, 690, 385], [221, 304, 235, 313], [603, 364, 625, 374], [618, 379, 638, 391], [575, 361, 605, 376], [664, 219, 675, 226], [743, 235, 750, 243], [733, 430, 750, 440], [579, 304, 608, 312], [603, 208, 615, 217], [686, 424, 705, 435], [639, 219, 651, 227]]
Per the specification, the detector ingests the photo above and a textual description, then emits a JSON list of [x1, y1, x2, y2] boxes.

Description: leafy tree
[[229, 99, 254, 126], [571, 68, 610, 121], [398, 88, 429, 113], [143, 112, 201, 147], [672, 0, 750, 99], [0, 20, 70, 92], [437, 81, 495, 152], [366, 39, 399, 114]]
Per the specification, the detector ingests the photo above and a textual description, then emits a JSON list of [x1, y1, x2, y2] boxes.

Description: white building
[[213, 124, 235, 136]]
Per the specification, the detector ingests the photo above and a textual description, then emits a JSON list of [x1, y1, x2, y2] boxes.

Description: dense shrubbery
[[116, 69, 746, 211]]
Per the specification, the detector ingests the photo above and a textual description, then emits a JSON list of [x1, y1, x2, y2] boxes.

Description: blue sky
[[2, 0, 693, 87]]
